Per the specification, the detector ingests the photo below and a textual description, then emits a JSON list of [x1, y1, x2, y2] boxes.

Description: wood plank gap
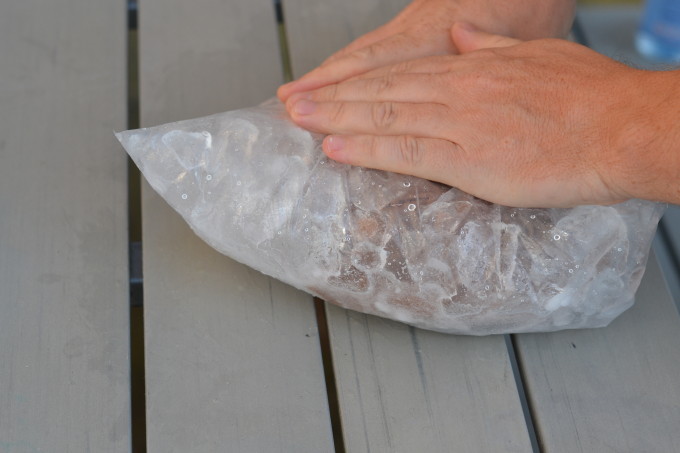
[[127, 1, 147, 451], [315, 298, 346, 453], [654, 228, 680, 315], [274, 0, 294, 83], [275, 0, 342, 448], [506, 335, 543, 453], [571, 15, 591, 47]]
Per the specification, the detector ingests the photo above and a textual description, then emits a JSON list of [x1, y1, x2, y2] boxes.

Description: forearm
[[397, 0, 576, 39]]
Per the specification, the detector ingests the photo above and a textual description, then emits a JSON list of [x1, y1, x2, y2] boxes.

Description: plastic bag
[[116, 99, 664, 335]]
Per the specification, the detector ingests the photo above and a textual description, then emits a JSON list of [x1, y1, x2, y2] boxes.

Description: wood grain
[[138, 0, 333, 451], [0, 1, 130, 451], [516, 254, 680, 452]]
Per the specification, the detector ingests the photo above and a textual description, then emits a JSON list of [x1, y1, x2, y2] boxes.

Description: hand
[[285, 23, 660, 208], [277, 0, 576, 102]]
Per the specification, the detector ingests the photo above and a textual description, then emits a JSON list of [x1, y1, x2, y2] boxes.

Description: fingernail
[[293, 99, 316, 116], [326, 136, 345, 152]]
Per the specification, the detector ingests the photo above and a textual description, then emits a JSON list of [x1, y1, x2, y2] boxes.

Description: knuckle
[[396, 135, 423, 168], [329, 102, 346, 123], [389, 61, 408, 74], [323, 83, 339, 101], [371, 102, 398, 130], [352, 45, 376, 62], [375, 75, 395, 94]]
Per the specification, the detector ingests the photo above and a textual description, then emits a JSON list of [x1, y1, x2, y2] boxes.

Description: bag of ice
[[116, 99, 664, 335]]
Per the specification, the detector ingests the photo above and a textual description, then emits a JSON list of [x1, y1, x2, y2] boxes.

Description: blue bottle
[[636, 0, 680, 62]]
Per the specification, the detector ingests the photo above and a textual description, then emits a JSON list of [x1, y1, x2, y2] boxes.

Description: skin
[[278, 10, 680, 207], [278, 0, 576, 101]]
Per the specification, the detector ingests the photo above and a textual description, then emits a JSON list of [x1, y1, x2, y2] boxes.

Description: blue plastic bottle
[[636, 0, 680, 62]]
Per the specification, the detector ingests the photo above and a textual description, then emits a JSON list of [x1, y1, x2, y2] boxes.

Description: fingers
[[322, 135, 462, 188], [451, 22, 522, 54], [320, 27, 392, 64], [289, 100, 452, 138], [286, 73, 444, 105], [348, 55, 456, 82], [278, 32, 450, 102]]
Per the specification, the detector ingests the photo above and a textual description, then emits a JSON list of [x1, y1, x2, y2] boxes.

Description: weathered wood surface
[[515, 255, 680, 452], [513, 7, 680, 452], [283, 1, 534, 451], [0, 1, 130, 452], [138, 0, 333, 451]]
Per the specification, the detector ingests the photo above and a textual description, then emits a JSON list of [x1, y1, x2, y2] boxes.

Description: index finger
[[278, 33, 449, 101]]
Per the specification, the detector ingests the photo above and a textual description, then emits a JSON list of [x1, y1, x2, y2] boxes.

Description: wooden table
[[2, 2, 679, 452]]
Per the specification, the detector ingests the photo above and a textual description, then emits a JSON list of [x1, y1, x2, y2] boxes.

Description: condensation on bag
[[116, 100, 665, 335]]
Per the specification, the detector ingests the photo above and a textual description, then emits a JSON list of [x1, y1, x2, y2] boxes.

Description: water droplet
[[403, 181, 411, 188], [575, 264, 580, 269], [304, 228, 309, 232], [617, 247, 622, 252], [553, 234, 561, 241], [510, 213, 515, 218], [484, 285, 490, 291], [181, 193, 188, 200], [419, 271, 424, 276], [277, 231, 282, 235], [568, 269, 574, 274], [236, 181, 242, 186], [530, 215, 536, 219], [201, 131, 210, 137], [206, 174, 212, 181], [407, 204, 416, 211]]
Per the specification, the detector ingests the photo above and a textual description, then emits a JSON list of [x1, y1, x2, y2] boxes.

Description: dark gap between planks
[[274, 0, 346, 450], [127, 0, 147, 452], [506, 335, 543, 453]]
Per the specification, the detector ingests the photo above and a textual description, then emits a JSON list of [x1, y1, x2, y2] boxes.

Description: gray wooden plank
[[327, 307, 533, 452], [513, 7, 680, 452], [516, 254, 680, 452], [657, 207, 680, 311], [0, 1, 130, 452], [284, 0, 409, 77], [138, 1, 333, 452], [662, 206, 680, 261], [283, 2, 534, 451]]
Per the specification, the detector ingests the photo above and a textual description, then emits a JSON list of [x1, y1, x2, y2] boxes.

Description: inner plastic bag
[[116, 100, 665, 335]]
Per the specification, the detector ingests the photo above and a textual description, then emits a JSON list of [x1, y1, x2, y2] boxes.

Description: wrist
[[608, 70, 680, 203]]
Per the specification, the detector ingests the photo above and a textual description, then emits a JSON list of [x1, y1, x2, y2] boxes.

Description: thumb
[[451, 22, 522, 54]]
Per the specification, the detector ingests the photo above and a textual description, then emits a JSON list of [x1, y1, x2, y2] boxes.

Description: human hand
[[277, 0, 575, 102], [285, 23, 660, 208]]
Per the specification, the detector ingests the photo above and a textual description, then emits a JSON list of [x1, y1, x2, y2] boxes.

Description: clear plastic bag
[[116, 100, 664, 335]]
